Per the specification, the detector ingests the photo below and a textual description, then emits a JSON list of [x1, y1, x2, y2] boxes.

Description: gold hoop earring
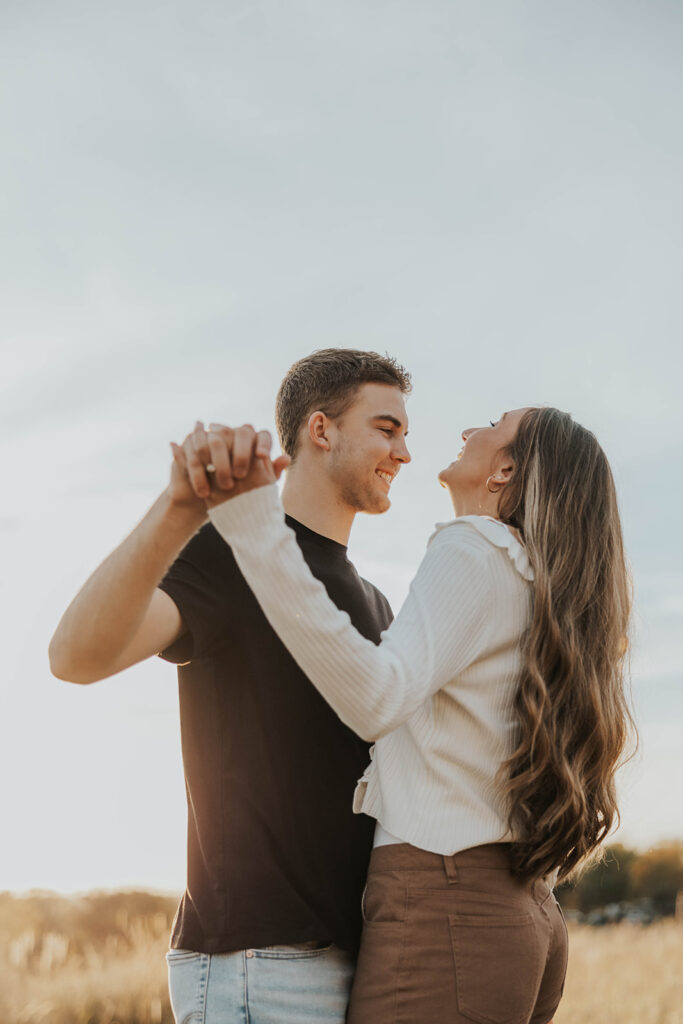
[[486, 475, 503, 494]]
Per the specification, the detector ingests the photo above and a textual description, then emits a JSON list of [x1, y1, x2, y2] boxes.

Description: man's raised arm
[[48, 487, 206, 684], [49, 420, 282, 684], [49, 421, 230, 683]]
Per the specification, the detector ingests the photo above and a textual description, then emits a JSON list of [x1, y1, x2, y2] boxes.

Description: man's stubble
[[328, 436, 390, 516]]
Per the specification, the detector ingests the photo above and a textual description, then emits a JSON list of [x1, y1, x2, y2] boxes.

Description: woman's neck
[[448, 488, 500, 520]]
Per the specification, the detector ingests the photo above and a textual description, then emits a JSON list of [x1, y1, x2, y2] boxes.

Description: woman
[[179, 406, 633, 1024]]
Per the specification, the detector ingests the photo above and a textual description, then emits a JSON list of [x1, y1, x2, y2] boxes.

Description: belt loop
[[442, 855, 459, 884]]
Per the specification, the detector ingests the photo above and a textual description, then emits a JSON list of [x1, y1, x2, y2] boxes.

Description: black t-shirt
[[158, 515, 392, 955]]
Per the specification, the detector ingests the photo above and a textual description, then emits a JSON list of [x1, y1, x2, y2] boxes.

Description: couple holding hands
[[51, 348, 632, 1024]]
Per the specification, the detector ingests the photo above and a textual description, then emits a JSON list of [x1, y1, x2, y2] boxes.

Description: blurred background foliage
[[558, 840, 683, 919]]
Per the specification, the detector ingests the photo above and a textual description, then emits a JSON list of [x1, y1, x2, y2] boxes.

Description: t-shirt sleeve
[[158, 523, 243, 663]]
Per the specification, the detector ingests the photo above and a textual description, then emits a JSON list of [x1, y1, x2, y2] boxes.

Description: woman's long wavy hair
[[496, 407, 634, 883]]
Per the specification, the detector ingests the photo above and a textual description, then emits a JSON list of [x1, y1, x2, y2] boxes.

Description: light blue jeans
[[166, 941, 355, 1024]]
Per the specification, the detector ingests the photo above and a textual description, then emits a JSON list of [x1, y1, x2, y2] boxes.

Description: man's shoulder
[[161, 522, 244, 600], [358, 575, 394, 626], [175, 521, 239, 569]]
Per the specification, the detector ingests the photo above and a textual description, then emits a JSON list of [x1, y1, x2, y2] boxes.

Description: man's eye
[[380, 428, 393, 435], [489, 420, 498, 427]]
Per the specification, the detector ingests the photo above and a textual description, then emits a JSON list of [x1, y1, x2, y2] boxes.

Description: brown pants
[[347, 843, 568, 1024]]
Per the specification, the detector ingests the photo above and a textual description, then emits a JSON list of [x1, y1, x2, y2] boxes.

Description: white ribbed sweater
[[209, 485, 534, 857]]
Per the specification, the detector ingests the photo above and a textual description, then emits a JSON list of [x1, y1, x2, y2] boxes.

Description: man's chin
[[360, 494, 391, 515], [341, 480, 392, 516]]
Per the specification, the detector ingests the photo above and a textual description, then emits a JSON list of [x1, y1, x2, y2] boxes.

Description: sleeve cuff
[[208, 483, 284, 541]]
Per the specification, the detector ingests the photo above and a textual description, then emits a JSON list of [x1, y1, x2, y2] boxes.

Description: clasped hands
[[170, 421, 291, 510]]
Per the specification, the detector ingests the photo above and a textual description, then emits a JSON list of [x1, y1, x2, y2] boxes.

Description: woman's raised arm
[[209, 485, 495, 741]]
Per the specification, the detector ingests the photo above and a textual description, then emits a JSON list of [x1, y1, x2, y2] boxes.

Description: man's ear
[[307, 411, 331, 452]]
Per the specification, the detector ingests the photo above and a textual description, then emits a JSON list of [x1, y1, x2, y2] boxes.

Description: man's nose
[[461, 428, 475, 442], [393, 437, 411, 464]]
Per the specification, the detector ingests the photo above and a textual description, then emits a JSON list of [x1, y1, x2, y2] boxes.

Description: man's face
[[326, 383, 411, 514]]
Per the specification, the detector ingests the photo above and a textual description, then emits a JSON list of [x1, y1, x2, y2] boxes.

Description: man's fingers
[[207, 431, 235, 490], [272, 454, 291, 481], [184, 428, 212, 498], [190, 422, 212, 463], [255, 430, 272, 458], [192, 420, 209, 453], [232, 424, 258, 478], [192, 422, 284, 489], [208, 423, 234, 443]]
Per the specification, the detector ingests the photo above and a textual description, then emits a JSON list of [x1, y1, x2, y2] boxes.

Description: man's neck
[[281, 465, 356, 546]]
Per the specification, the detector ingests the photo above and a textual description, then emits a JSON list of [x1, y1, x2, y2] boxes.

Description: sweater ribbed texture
[[209, 486, 533, 857]]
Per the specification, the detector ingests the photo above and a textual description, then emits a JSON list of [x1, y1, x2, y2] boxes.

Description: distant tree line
[[557, 841, 683, 917]]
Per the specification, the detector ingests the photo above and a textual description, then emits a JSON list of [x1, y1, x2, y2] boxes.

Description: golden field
[[1, 893, 681, 1024], [555, 921, 682, 1024]]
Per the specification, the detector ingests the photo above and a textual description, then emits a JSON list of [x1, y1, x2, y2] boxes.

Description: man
[[49, 348, 411, 1024]]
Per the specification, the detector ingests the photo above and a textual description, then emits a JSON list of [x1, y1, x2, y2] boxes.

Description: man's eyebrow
[[502, 412, 508, 420], [372, 414, 409, 436]]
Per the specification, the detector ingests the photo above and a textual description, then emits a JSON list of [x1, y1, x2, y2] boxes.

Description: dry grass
[[555, 921, 683, 1024], [1, 912, 682, 1023], [1, 911, 173, 1024]]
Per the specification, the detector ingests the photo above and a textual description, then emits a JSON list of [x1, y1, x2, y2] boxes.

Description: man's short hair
[[276, 348, 412, 459]]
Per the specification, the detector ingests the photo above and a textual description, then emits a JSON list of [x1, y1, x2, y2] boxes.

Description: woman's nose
[[461, 428, 474, 442]]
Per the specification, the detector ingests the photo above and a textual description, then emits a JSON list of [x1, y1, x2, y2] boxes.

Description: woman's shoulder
[[428, 515, 534, 582]]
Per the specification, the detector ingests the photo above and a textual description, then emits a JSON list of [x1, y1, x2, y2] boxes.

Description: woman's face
[[438, 408, 533, 510]]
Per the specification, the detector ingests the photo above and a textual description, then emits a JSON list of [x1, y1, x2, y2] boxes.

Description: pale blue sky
[[2, 0, 682, 891]]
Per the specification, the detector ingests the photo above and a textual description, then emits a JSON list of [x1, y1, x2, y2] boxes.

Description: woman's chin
[[438, 465, 457, 489]]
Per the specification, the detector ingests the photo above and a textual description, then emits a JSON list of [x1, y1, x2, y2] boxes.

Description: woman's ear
[[489, 459, 515, 489], [307, 411, 331, 452]]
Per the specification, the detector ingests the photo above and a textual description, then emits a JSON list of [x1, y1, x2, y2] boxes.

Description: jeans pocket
[[449, 911, 541, 1024], [166, 949, 209, 1024], [250, 942, 334, 960], [166, 948, 202, 963]]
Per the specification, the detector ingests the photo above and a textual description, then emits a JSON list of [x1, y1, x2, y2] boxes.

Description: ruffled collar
[[430, 515, 534, 581]]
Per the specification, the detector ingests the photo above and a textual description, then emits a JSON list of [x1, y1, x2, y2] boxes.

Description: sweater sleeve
[[209, 486, 495, 741]]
